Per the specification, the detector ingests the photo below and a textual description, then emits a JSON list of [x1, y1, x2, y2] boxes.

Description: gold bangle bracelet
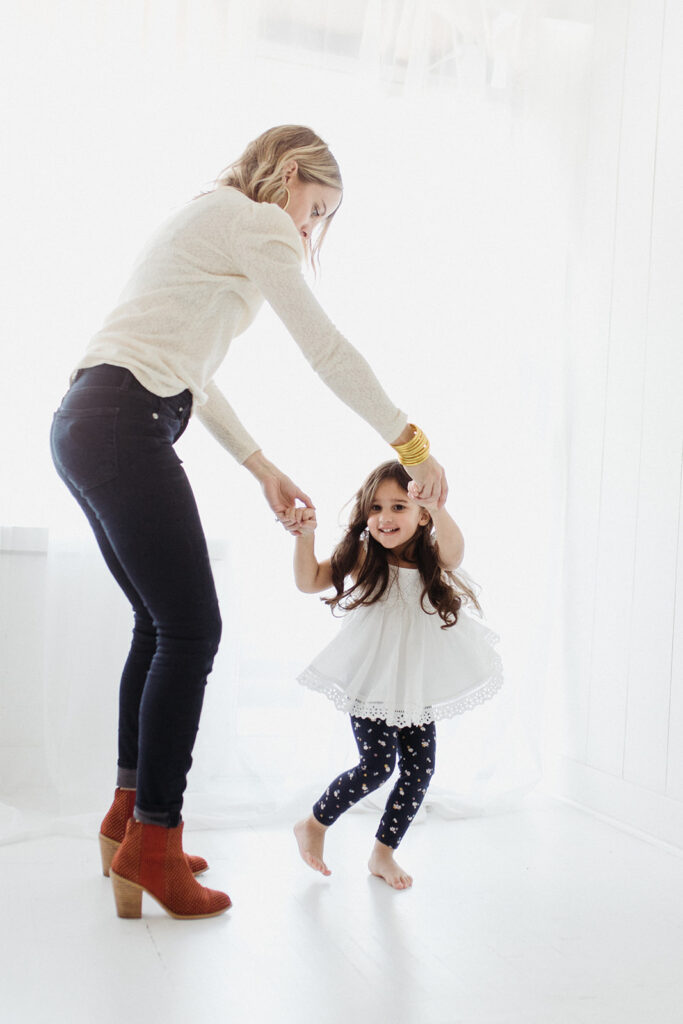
[[390, 424, 430, 466]]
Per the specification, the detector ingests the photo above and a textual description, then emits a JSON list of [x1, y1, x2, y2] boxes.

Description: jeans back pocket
[[51, 407, 120, 492]]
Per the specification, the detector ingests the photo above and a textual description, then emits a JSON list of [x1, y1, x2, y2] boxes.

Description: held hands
[[242, 452, 316, 537], [261, 471, 314, 522], [280, 506, 317, 535], [247, 447, 446, 539], [405, 455, 448, 509], [250, 461, 315, 536], [407, 480, 440, 512]]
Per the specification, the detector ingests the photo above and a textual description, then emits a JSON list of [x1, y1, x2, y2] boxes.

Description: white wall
[[544, 0, 683, 848]]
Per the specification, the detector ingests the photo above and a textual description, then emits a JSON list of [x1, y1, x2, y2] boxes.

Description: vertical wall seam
[[665, 441, 683, 793], [622, 0, 668, 780], [584, 0, 631, 767]]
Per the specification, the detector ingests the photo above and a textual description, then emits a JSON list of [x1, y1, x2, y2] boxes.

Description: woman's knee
[[156, 602, 222, 661], [195, 605, 222, 663], [206, 605, 222, 652]]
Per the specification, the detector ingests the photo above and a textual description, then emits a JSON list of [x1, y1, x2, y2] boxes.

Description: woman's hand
[[405, 455, 448, 509], [262, 473, 314, 522], [242, 451, 314, 532]]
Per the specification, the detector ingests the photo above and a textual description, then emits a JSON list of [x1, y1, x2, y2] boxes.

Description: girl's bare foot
[[368, 840, 413, 890], [293, 815, 331, 876]]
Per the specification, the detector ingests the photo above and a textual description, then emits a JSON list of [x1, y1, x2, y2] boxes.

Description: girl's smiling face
[[366, 480, 431, 554]]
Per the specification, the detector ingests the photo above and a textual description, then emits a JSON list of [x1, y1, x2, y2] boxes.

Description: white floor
[[1, 792, 683, 1024]]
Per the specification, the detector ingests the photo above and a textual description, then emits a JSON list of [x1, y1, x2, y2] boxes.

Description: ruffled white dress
[[297, 565, 503, 728]]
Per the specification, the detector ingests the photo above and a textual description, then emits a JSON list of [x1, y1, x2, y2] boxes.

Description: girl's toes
[[307, 854, 331, 876]]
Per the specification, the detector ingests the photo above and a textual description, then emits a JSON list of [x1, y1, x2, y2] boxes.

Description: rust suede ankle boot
[[109, 818, 231, 919], [99, 788, 208, 877]]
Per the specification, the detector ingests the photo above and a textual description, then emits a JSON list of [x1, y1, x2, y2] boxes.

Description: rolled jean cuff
[[117, 766, 138, 789], [134, 804, 182, 828]]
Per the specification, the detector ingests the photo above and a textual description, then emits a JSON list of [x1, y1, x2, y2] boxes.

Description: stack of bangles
[[390, 424, 430, 466]]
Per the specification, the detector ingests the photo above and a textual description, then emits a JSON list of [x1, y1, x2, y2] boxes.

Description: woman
[[50, 125, 447, 920]]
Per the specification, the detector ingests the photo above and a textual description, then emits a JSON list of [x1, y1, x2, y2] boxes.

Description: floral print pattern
[[312, 715, 437, 849]]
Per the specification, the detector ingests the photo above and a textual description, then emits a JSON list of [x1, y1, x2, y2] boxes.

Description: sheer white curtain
[[1, 0, 594, 842]]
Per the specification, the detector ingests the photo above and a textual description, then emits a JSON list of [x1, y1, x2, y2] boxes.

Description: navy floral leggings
[[312, 716, 437, 848]]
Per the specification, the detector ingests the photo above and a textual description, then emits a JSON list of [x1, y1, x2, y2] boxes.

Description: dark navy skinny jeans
[[50, 364, 222, 827]]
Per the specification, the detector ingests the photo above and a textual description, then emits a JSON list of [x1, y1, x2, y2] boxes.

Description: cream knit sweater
[[73, 187, 406, 463]]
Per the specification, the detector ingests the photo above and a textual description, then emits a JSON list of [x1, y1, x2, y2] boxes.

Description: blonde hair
[[213, 125, 343, 271]]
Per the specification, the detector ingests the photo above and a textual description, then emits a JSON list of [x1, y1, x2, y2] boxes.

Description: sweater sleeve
[[229, 203, 408, 444], [195, 380, 261, 464]]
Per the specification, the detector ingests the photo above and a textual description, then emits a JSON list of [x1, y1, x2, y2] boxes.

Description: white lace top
[[298, 565, 504, 728]]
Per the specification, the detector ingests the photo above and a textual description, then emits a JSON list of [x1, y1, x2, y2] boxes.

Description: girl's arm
[[426, 505, 465, 571], [288, 509, 334, 593]]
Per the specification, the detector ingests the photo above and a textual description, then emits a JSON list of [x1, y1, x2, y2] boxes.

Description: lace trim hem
[[297, 647, 504, 729]]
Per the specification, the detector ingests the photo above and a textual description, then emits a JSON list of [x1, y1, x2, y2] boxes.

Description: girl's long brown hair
[[324, 461, 481, 629]]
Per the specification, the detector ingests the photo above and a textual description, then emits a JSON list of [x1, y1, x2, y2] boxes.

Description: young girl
[[284, 460, 503, 890]]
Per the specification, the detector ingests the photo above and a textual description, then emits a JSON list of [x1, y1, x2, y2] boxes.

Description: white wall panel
[[585, 0, 665, 775], [668, 451, 683, 799], [623, 0, 683, 790], [550, 0, 683, 847], [0, 548, 51, 805], [559, 0, 629, 764]]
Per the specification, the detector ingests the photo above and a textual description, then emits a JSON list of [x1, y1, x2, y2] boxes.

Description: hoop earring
[[282, 187, 290, 212]]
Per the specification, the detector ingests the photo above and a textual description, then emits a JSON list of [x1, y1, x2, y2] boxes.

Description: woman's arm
[[195, 381, 261, 464], [201, 204, 446, 505], [230, 205, 408, 444], [231, 209, 448, 506], [194, 383, 315, 519]]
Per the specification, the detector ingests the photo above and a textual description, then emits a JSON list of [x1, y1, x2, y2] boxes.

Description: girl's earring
[[282, 186, 291, 211]]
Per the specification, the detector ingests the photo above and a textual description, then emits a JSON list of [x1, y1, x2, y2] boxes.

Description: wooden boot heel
[[99, 833, 119, 877], [110, 871, 143, 918]]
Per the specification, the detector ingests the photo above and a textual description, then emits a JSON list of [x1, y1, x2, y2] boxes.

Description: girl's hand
[[405, 455, 448, 509], [281, 506, 317, 535], [407, 482, 440, 512]]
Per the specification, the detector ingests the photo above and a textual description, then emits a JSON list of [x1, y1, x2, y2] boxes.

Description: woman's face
[[365, 480, 430, 554], [282, 165, 342, 245]]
